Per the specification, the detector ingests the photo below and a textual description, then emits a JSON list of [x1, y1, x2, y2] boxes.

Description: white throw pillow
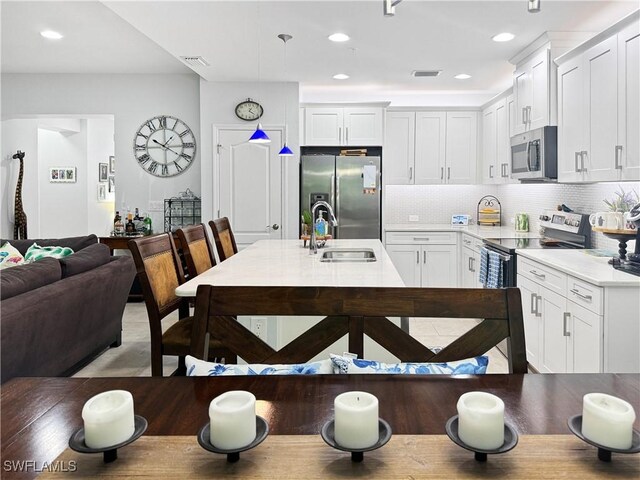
[[186, 355, 334, 376], [330, 353, 489, 375], [0, 242, 24, 269]]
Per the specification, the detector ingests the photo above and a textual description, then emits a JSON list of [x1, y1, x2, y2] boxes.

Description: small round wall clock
[[133, 115, 197, 177], [235, 98, 264, 121]]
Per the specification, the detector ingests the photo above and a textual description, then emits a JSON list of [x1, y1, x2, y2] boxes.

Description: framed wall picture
[[99, 163, 108, 182], [49, 167, 77, 183], [109, 156, 115, 174], [108, 176, 115, 193], [97, 184, 107, 202]]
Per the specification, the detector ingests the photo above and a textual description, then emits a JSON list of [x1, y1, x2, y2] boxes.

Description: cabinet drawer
[[518, 257, 567, 292], [461, 234, 475, 248], [386, 231, 457, 245], [567, 276, 603, 315]]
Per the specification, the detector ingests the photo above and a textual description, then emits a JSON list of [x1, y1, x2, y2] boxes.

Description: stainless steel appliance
[[301, 155, 381, 239], [510, 126, 557, 181], [482, 209, 591, 359]]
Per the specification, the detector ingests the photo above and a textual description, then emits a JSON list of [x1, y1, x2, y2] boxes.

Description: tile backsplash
[[385, 182, 640, 251]]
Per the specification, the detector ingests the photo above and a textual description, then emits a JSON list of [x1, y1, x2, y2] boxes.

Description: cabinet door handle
[[522, 107, 527, 125], [526, 106, 531, 124], [346, 127, 349, 145], [615, 145, 623, 169], [489, 165, 494, 179], [535, 295, 542, 317], [569, 288, 592, 301], [409, 166, 413, 181], [530, 292, 537, 314], [413, 237, 430, 241], [440, 167, 444, 180], [503, 163, 509, 178], [338, 127, 342, 144], [530, 270, 546, 279], [447, 167, 451, 180], [575, 152, 581, 173], [563, 312, 571, 337], [416, 251, 419, 264], [470, 257, 475, 272], [581, 151, 587, 172], [423, 251, 426, 264]]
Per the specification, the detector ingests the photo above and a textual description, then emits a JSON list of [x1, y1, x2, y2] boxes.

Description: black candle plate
[[320, 418, 392, 462], [197, 415, 269, 463], [567, 414, 640, 462], [445, 415, 518, 462], [69, 415, 148, 463]]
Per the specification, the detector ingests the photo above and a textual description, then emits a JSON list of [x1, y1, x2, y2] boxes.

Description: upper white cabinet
[[513, 49, 552, 134], [481, 97, 512, 184], [384, 110, 477, 185], [304, 107, 383, 146], [557, 12, 640, 182]]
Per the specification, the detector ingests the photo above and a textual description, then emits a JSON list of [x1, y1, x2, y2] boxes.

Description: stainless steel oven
[[511, 126, 557, 181]]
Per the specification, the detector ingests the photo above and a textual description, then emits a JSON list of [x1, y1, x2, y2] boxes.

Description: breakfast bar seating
[[190, 285, 527, 373]]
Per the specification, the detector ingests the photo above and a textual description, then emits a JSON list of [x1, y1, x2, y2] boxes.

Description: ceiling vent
[[180, 56, 210, 67], [412, 70, 442, 77]]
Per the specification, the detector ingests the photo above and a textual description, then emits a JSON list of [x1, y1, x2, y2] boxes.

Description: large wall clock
[[133, 115, 197, 177]]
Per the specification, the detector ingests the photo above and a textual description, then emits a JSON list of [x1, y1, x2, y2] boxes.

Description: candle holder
[[197, 415, 269, 463], [445, 415, 518, 462], [567, 415, 640, 462], [69, 415, 147, 463], [320, 418, 392, 463]]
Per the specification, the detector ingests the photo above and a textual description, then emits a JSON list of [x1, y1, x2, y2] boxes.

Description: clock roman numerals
[[161, 164, 169, 176], [145, 119, 156, 131], [173, 161, 183, 172], [183, 142, 195, 149], [138, 153, 151, 165], [137, 132, 148, 140], [135, 144, 146, 151], [148, 161, 159, 174], [178, 130, 190, 138], [159, 116, 167, 128], [180, 153, 192, 161]]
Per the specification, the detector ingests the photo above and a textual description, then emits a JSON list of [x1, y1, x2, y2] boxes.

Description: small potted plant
[[301, 210, 312, 236], [603, 186, 639, 230]]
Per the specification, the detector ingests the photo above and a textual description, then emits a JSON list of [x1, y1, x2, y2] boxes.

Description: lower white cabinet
[[385, 232, 458, 287], [460, 234, 483, 288]]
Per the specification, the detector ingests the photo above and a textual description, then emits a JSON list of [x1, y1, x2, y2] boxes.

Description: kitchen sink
[[319, 248, 377, 262]]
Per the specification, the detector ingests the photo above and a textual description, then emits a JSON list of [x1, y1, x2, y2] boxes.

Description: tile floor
[[74, 304, 509, 377]]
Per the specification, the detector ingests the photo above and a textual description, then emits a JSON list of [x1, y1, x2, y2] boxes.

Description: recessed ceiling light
[[454, 74, 472, 80], [40, 30, 63, 40], [492, 33, 515, 42], [328, 33, 350, 42], [333, 73, 350, 80]]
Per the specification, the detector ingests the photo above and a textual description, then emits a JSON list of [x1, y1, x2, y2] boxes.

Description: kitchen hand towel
[[486, 250, 503, 289], [479, 247, 489, 287]]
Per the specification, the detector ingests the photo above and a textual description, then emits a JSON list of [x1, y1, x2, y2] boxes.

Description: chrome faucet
[[310, 201, 338, 254]]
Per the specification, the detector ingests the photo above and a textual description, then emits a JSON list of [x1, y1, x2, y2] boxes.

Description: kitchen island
[[176, 239, 406, 362]]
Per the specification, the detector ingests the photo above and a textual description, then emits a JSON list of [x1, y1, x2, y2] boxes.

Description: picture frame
[[49, 167, 77, 183], [99, 163, 108, 182], [451, 214, 470, 226], [108, 176, 115, 193], [97, 184, 108, 202], [109, 155, 115, 174]]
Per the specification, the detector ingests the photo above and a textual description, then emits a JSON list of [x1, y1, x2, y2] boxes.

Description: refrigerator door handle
[[335, 174, 341, 236]]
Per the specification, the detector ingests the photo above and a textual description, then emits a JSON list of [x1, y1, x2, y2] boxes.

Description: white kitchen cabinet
[[618, 21, 640, 180], [539, 285, 569, 374], [460, 234, 483, 288], [567, 300, 602, 373], [507, 94, 516, 138], [517, 275, 542, 371], [304, 107, 383, 146], [385, 232, 458, 287], [384, 110, 477, 185], [481, 98, 510, 184], [513, 49, 551, 134], [557, 12, 640, 182]]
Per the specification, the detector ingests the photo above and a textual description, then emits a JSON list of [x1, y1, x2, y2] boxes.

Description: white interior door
[[217, 127, 283, 247]]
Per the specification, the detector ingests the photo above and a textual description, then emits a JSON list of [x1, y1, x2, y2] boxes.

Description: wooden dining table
[[2, 374, 639, 479]]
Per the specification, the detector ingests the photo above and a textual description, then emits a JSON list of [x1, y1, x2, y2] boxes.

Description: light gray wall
[[1, 73, 201, 234], [199, 80, 300, 240]]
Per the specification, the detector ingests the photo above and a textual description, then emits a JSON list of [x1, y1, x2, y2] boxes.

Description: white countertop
[[176, 239, 404, 297], [384, 223, 540, 240], [517, 249, 640, 287]]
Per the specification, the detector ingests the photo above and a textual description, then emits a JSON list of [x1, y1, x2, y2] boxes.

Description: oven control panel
[[539, 210, 585, 234]]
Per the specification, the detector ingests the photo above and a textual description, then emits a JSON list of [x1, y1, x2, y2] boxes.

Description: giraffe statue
[[12, 150, 27, 240]]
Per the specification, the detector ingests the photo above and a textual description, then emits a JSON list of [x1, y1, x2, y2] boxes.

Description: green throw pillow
[[24, 243, 74, 262]]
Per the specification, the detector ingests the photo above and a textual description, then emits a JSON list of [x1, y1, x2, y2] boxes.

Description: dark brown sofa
[[0, 235, 136, 382]]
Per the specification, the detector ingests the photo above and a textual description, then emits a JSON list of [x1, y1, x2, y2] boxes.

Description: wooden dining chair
[[176, 224, 217, 278], [129, 234, 236, 376], [190, 286, 527, 374], [209, 217, 238, 262]]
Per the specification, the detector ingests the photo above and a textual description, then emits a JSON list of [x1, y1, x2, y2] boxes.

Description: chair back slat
[[176, 224, 216, 277], [209, 217, 238, 262]]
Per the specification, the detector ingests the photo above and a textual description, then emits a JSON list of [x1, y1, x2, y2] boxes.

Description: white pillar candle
[[334, 391, 379, 449], [582, 393, 636, 449], [82, 390, 135, 449], [457, 391, 505, 450], [209, 391, 256, 450]]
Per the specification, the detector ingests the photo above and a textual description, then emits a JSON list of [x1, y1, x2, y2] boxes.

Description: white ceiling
[[2, 1, 638, 105]]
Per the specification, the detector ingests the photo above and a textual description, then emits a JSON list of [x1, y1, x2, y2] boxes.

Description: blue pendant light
[[277, 33, 294, 157], [249, 123, 270, 143]]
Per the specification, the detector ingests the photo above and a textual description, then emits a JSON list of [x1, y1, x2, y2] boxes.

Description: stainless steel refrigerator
[[300, 155, 381, 239]]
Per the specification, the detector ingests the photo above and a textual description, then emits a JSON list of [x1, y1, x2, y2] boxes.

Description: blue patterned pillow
[[185, 355, 334, 376], [330, 353, 488, 375]]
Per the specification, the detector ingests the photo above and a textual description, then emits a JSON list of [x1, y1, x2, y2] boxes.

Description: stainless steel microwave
[[510, 126, 557, 181]]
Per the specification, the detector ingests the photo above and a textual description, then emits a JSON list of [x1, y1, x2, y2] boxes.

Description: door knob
[[271, 224, 280, 230]]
